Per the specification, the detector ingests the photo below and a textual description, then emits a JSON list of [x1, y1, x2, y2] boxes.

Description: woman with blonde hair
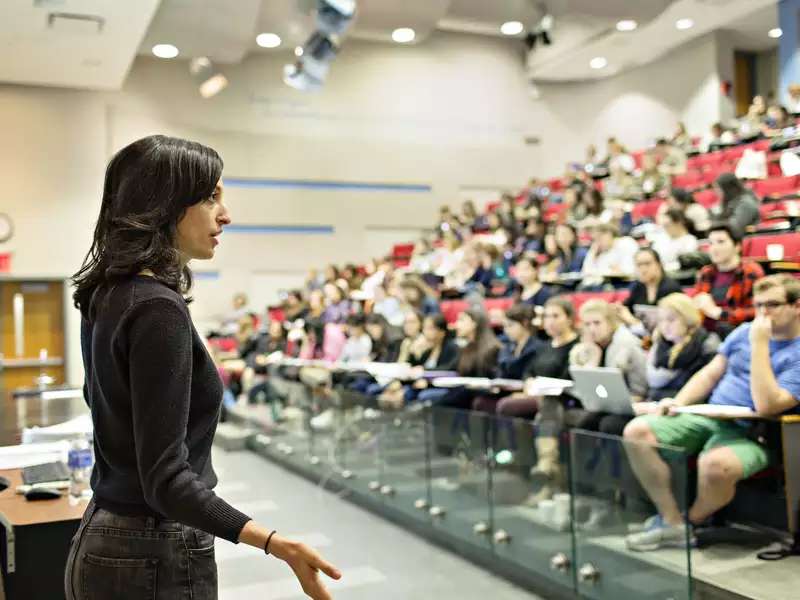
[[646, 293, 720, 401], [564, 299, 648, 435]]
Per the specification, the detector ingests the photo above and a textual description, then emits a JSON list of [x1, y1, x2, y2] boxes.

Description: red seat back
[[742, 233, 800, 261], [440, 300, 469, 324], [694, 189, 719, 209], [752, 176, 800, 198], [631, 199, 664, 224]]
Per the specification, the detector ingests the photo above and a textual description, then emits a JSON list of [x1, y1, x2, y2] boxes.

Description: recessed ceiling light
[[256, 33, 282, 48], [152, 44, 179, 59], [501, 21, 524, 36], [675, 18, 694, 31], [294, 46, 304, 57], [392, 28, 415, 43], [769, 28, 783, 39], [590, 56, 608, 70], [616, 20, 637, 32]]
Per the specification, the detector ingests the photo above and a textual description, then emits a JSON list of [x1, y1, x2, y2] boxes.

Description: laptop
[[568, 366, 634, 415]]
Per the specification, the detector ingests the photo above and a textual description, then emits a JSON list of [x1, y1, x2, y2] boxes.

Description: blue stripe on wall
[[194, 271, 220, 280], [224, 224, 334, 234], [223, 177, 431, 193]]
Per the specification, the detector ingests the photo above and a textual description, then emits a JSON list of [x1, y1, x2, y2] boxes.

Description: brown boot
[[525, 437, 562, 506]]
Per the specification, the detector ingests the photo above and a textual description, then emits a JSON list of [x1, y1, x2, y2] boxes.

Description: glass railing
[[241, 381, 693, 599], [570, 430, 692, 600]]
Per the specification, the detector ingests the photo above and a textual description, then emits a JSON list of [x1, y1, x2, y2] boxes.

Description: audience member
[[693, 222, 764, 337], [322, 281, 351, 324], [565, 299, 648, 435], [282, 290, 309, 323], [580, 223, 639, 287], [624, 274, 800, 551], [712, 173, 759, 231], [617, 248, 683, 333], [365, 313, 402, 363], [512, 254, 554, 307], [339, 314, 372, 363], [637, 152, 669, 197], [657, 188, 711, 236], [654, 139, 687, 176], [670, 122, 693, 152], [399, 276, 440, 316], [646, 293, 720, 401], [704, 122, 737, 152], [648, 208, 698, 272]]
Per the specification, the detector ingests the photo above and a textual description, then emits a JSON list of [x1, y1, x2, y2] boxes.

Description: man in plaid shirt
[[693, 222, 764, 338]]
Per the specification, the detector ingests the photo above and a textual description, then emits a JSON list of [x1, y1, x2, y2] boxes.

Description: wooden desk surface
[[0, 469, 86, 527]]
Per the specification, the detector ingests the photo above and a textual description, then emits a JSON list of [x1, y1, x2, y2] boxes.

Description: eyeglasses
[[754, 301, 788, 311]]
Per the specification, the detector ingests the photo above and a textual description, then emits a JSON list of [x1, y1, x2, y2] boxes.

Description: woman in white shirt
[[580, 223, 639, 287], [648, 208, 698, 272]]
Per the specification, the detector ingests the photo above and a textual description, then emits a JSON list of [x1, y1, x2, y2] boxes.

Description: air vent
[[47, 12, 105, 35], [33, 0, 66, 7]]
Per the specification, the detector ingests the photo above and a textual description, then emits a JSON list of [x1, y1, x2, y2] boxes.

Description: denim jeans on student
[[64, 498, 218, 600]]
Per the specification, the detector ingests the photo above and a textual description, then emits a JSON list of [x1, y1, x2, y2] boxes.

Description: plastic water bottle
[[68, 435, 94, 505]]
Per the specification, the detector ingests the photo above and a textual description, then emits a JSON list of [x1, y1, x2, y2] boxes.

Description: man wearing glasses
[[623, 274, 800, 551]]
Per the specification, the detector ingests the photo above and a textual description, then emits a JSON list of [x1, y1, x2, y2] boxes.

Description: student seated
[[692, 222, 764, 338], [647, 209, 698, 273], [711, 173, 760, 232], [579, 223, 639, 289], [564, 299, 648, 436], [624, 275, 800, 551], [646, 293, 720, 402], [510, 254, 554, 307], [653, 138, 688, 176], [415, 310, 499, 408], [379, 313, 460, 409], [656, 188, 711, 238], [365, 313, 402, 363], [616, 248, 683, 335], [472, 304, 540, 413], [493, 296, 580, 419], [541, 223, 589, 279], [339, 313, 372, 363]]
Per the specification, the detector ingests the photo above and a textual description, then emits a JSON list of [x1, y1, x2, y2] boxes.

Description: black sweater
[[80, 276, 251, 543]]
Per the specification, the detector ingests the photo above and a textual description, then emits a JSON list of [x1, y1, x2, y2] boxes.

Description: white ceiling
[[0, 0, 782, 91], [0, 0, 160, 90]]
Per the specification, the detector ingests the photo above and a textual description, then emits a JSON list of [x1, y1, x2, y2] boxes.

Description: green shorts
[[641, 413, 770, 479]]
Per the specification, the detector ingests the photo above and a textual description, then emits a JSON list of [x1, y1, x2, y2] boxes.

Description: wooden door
[[735, 51, 755, 117], [0, 280, 65, 391]]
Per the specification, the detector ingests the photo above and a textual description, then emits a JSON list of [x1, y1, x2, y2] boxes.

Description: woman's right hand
[[270, 534, 341, 600], [657, 397, 676, 416]]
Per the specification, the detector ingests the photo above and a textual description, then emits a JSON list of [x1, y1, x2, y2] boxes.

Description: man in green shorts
[[623, 274, 800, 551]]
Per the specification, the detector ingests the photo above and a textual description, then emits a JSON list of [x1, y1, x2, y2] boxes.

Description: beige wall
[[0, 30, 729, 384]]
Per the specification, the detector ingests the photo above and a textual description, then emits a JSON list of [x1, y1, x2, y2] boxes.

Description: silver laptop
[[568, 366, 634, 415]]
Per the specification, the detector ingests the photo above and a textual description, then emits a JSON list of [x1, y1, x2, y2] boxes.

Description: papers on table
[[22, 413, 93, 444], [524, 377, 573, 396], [431, 376, 572, 394], [673, 404, 758, 419], [0, 441, 70, 469]]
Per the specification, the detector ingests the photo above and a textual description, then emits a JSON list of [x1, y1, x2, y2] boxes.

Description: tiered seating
[[742, 232, 800, 262]]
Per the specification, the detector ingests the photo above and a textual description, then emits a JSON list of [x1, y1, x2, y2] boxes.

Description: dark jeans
[[65, 498, 218, 600], [564, 408, 632, 436]]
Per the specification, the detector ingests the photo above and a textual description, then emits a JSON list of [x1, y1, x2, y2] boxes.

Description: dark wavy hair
[[72, 135, 223, 320]]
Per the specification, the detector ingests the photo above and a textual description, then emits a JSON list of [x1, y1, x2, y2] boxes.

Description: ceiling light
[[590, 56, 608, 70], [256, 33, 282, 48], [616, 20, 637, 32], [769, 28, 783, 39], [501, 21, 524, 36], [295, 46, 304, 57], [152, 44, 179, 59], [675, 18, 694, 31], [392, 28, 415, 43], [189, 57, 228, 98]]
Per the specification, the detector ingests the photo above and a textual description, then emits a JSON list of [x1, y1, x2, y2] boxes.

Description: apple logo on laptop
[[595, 384, 609, 399]]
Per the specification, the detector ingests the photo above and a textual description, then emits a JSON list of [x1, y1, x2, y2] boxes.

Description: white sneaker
[[310, 409, 334, 431]]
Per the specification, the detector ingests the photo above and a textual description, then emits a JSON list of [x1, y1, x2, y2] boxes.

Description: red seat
[[631, 199, 664, 224], [440, 300, 469, 324], [752, 176, 800, 198], [548, 177, 564, 193], [742, 233, 800, 261], [751, 139, 772, 152], [484, 298, 514, 313], [695, 152, 726, 169], [267, 307, 286, 322], [694, 189, 719, 209], [392, 243, 415, 258], [543, 203, 568, 223], [632, 150, 646, 170], [485, 201, 500, 213], [672, 171, 704, 189], [759, 200, 800, 220], [768, 160, 783, 178]]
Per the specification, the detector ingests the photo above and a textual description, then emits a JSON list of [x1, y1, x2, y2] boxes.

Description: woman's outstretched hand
[[270, 534, 342, 600]]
